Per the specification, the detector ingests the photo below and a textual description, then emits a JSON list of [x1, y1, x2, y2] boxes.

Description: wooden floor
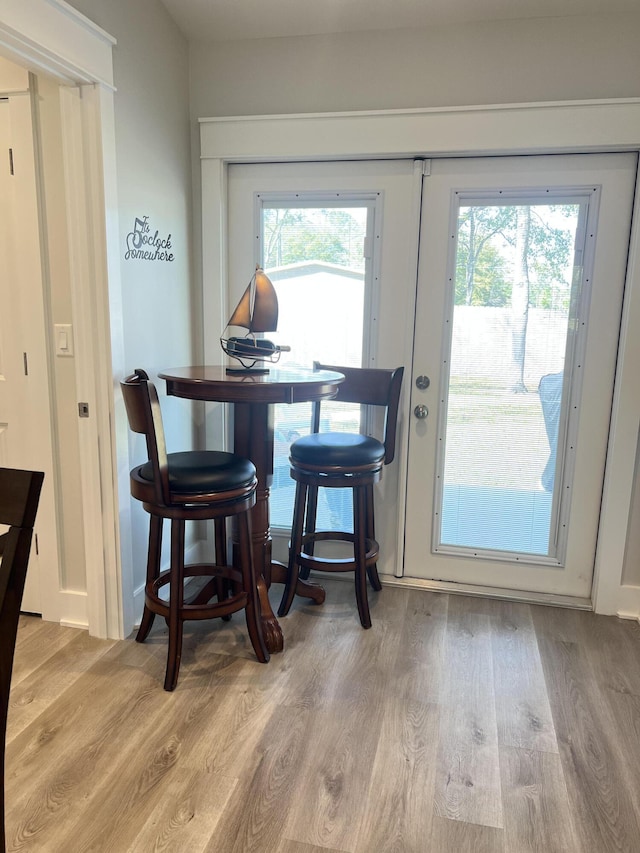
[[5, 579, 640, 852]]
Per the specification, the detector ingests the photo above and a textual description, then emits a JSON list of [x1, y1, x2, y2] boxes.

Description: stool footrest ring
[[297, 531, 379, 573], [146, 563, 248, 621]]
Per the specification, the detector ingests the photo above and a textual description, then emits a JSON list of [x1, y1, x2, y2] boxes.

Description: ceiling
[[159, 0, 638, 42]]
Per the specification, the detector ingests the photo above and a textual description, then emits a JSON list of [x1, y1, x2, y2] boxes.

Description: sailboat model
[[220, 265, 290, 373]]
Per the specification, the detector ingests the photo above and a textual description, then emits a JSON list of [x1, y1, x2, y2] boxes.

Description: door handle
[[414, 405, 429, 420]]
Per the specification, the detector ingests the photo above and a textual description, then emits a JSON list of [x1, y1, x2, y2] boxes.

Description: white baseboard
[[58, 589, 88, 630], [616, 584, 640, 623], [382, 574, 593, 610]]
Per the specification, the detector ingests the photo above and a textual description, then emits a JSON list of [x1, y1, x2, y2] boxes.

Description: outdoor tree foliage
[[455, 204, 576, 309], [455, 203, 578, 390], [263, 207, 366, 271], [262, 202, 578, 392]]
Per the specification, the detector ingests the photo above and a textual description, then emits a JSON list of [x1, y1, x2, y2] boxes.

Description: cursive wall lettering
[[125, 215, 175, 262]]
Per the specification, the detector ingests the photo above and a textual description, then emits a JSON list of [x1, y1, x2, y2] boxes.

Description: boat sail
[[220, 266, 290, 372]]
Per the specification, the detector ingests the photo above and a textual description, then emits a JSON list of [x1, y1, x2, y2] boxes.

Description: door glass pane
[[261, 203, 370, 531], [435, 201, 584, 559]]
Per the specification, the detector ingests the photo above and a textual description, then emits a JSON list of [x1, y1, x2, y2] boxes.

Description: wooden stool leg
[[238, 511, 269, 663], [299, 484, 319, 580], [353, 486, 371, 629], [365, 484, 382, 591], [136, 514, 162, 643], [164, 519, 185, 691], [214, 517, 233, 620], [278, 481, 307, 617]]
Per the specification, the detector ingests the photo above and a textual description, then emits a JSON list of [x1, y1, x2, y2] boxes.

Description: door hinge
[[78, 402, 90, 418], [9, 147, 14, 175], [422, 159, 431, 177]]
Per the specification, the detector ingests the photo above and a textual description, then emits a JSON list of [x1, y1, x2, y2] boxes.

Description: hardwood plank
[[11, 617, 83, 686], [433, 595, 503, 829], [430, 815, 505, 852], [354, 697, 439, 853], [7, 628, 115, 741], [571, 611, 640, 818], [489, 601, 558, 753], [536, 634, 640, 852], [575, 611, 640, 697], [276, 579, 367, 712], [15, 614, 45, 644], [281, 586, 404, 851], [500, 746, 580, 853], [354, 591, 447, 852], [128, 769, 239, 853], [6, 627, 252, 848], [203, 706, 314, 853], [594, 688, 640, 822], [5, 651, 165, 850], [46, 655, 255, 852], [393, 588, 448, 704], [279, 841, 349, 853], [167, 618, 288, 783], [529, 603, 583, 643]]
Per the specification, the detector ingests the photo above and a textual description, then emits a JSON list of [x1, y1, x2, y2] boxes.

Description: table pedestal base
[[270, 560, 326, 605]]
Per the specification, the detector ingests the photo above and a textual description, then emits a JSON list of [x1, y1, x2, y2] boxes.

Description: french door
[[404, 153, 637, 598], [227, 153, 636, 600], [227, 160, 419, 570]]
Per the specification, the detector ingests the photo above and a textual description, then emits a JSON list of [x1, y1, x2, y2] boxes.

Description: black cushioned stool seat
[[278, 363, 403, 629], [290, 433, 385, 468], [139, 451, 256, 495]]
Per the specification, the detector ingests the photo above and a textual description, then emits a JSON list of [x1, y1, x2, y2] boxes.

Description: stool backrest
[[0, 466, 44, 852], [121, 369, 171, 505], [312, 362, 404, 465]]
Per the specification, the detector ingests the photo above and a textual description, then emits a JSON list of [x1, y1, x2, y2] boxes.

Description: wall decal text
[[125, 216, 174, 262]]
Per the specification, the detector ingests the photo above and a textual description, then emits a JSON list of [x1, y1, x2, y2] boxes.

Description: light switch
[[54, 323, 74, 356]]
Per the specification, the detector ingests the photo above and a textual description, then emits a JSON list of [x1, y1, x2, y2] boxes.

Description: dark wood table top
[[158, 365, 344, 405]]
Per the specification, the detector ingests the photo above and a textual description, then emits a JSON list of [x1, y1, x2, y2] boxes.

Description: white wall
[[65, 0, 195, 607], [189, 13, 640, 118], [0, 55, 28, 89]]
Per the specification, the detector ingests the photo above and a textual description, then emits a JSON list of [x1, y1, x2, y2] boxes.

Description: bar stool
[[278, 363, 403, 628], [121, 369, 268, 691]]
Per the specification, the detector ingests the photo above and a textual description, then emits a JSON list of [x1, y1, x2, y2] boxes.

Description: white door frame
[[0, 84, 60, 616], [201, 101, 640, 619], [0, 0, 130, 639]]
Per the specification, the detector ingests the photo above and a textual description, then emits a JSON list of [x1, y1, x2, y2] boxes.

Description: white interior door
[[0, 95, 59, 614], [404, 153, 637, 600]]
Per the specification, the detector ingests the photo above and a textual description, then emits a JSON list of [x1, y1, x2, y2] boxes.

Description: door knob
[[414, 405, 429, 419]]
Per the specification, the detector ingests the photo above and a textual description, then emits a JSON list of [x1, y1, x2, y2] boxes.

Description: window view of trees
[[263, 207, 367, 271], [456, 204, 576, 308], [438, 202, 583, 554], [455, 204, 579, 392]]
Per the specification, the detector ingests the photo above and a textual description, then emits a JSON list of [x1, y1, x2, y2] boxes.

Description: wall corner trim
[[0, 0, 116, 88]]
